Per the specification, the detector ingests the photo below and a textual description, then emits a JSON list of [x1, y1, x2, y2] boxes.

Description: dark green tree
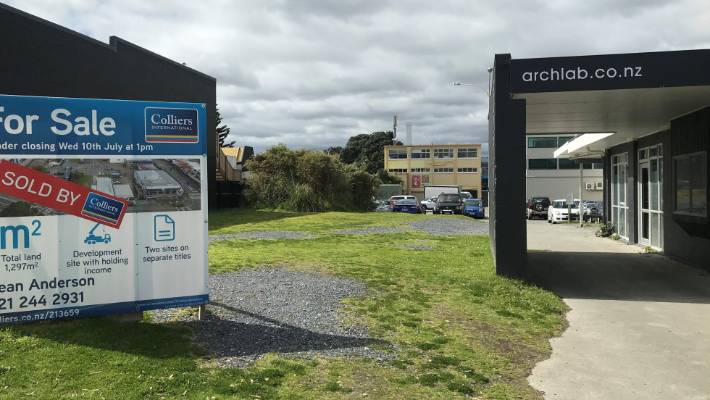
[[324, 146, 343, 156], [340, 131, 401, 174], [216, 107, 234, 148]]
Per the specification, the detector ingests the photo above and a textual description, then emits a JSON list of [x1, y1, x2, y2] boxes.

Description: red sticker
[[0, 160, 128, 228]]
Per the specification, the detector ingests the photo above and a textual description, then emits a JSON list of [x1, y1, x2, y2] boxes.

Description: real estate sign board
[[0, 94, 208, 324]]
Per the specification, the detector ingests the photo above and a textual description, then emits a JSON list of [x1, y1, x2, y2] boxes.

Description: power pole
[[393, 115, 398, 138]]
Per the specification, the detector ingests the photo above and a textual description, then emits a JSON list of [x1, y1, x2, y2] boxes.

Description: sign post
[[0, 94, 208, 324]]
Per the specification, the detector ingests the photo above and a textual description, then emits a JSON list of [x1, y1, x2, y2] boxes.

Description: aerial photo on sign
[[0, 158, 202, 217]]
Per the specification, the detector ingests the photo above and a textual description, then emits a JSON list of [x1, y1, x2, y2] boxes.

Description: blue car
[[463, 199, 484, 218], [392, 198, 421, 214]]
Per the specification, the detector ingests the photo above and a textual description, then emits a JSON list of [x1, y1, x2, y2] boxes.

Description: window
[[388, 168, 407, 173], [558, 158, 578, 169], [433, 167, 454, 173], [528, 159, 557, 169], [388, 149, 407, 159], [527, 136, 558, 148], [457, 148, 478, 158], [557, 136, 574, 147], [434, 148, 454, 158], [411, 149, 430, 159], [582, 159, 603, 169], [457, 167, 478, 173], [674, 151, 707, 217], [411, 168, 431, 173]]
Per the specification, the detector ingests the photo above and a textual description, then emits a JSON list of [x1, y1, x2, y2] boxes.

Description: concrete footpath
[[526, 221, 710, 400]]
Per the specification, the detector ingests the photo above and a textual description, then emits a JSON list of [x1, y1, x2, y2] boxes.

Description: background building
[[384, 144, 482, 199], [526, 134, 604, 201]]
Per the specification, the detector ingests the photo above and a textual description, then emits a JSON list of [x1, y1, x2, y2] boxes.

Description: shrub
[[245, 144, 380, 212], [595, 223, 615, 238]]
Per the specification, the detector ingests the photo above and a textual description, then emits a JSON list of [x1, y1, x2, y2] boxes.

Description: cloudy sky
[[6, 0, 710, 153]]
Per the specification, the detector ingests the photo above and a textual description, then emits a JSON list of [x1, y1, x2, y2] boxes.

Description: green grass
[[0, 209, 566, 399]]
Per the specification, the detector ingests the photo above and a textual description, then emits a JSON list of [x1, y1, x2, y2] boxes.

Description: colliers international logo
[[145, 107, 199, 143]]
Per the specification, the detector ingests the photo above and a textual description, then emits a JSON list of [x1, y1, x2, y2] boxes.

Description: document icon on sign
[[154, 214, 175, 241]]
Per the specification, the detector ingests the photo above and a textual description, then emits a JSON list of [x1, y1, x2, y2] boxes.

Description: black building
[[0, 3, 219, 208], [490, 49, 710, 277]]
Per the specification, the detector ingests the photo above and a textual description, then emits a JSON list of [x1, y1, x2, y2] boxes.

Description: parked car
[[526, 196, 551, 220], [392, 198, 421, 213], [434, 193, 463, 214], [463, 198, 484, 218], [388, 195, 416, 210], [460, 191, 473, 200], [420, 197, 437, 211], [547, 199, 580, 224], [581, 200, 604, 221], [373, 200, 390, 212]]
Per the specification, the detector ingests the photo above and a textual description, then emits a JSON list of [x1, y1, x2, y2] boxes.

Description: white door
[[611, 153, 628, 239], [638, 146, 663, 250]]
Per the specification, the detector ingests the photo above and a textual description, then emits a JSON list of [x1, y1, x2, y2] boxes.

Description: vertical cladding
[[490, 54, 527, 278], [0, 4, 217, 208]]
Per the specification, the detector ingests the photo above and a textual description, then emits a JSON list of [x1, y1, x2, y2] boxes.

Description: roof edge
[[1, 3, 216, 83]]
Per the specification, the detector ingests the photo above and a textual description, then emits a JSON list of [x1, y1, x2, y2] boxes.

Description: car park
[[434, 193, 463, 214], [526, 196, 550, 220], [547, 199, 579, 224], [392, 198, 421, 213], [463, 198, 484, 218]]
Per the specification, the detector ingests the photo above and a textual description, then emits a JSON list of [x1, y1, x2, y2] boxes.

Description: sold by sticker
[[0, 160, 127, 228]]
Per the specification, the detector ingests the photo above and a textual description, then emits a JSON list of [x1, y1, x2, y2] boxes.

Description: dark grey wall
[[489, 54, 527, 278], [0, 4, 218, 208], [666, 109, 710, 267]]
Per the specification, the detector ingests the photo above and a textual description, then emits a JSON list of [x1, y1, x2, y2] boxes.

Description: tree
[[244, 144, 378, 212], [340, 131, 401, 174], [216, 107, 234, 148], [324, 146, 343, 156]]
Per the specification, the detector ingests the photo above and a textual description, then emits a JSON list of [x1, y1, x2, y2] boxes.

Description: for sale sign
[[0, 94, 208, 324]]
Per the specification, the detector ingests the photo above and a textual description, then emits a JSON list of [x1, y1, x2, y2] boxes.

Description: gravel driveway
[[209, 231, 316, 242], [151, 268, 389, 368], [410, 217, 488, 235], [332, 226, 408, 235]]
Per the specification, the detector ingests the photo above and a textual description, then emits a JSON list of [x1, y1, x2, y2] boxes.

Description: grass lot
[[0, 209, 566, 399]]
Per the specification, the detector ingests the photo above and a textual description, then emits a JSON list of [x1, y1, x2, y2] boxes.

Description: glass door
[[611, 153, 628, 239], [639, 161, 651, 246], [638, 145, 663, 250]]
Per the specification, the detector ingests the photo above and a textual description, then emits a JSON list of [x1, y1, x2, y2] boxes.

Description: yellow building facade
[[383, 144, 482, 199]]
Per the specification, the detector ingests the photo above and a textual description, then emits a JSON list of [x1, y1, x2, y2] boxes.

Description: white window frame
[[434, 148, 454, 159], [388, 149, 407, 159], [411, 149, 431, 159], [611, 153, 629, 240], [457, 148, 478, 158]]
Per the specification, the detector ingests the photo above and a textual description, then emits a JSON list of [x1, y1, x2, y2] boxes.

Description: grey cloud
[[6, 0, 710, 154]]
